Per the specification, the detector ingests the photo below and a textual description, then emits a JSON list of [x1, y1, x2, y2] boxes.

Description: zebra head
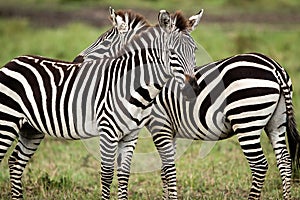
[[158, 9, 203, 98], [73, 7, 149, 63]]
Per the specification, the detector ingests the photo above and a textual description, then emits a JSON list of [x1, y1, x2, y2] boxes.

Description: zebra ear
[[158, 10, 172, 32], [109, 6, 116, 22], [109, 7, 128, 33], [187, 9, 204, 32]]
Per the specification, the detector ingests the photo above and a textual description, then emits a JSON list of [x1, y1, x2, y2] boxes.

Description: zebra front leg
[[8, 128, 44, 199], [160, 138, 177, 199], [116, 132, 138, 199], [153, 134, 177, 200], [237, 131, 268, 200], [100, 132, 118, 200]]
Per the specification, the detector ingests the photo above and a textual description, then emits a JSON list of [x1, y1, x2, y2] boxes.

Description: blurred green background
[[0, 0, 300, 199]]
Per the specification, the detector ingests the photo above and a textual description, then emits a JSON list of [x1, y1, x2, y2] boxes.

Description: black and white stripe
[[146, 53, 300, 199], [73, 7, 149, 63], [0, 9, 203, 200]]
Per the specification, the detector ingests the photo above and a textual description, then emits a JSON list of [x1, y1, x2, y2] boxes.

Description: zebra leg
[[237, 130, 268, 200], [161, 168, 168, 199], [100, 131, 118, 200], [0, 120, 19, 164], [265, 96, 291, 200], [153, 134, 177, 200], [160, 139, 177, 200], [9, 126, 44, 199], [116, 132, 138, 199]]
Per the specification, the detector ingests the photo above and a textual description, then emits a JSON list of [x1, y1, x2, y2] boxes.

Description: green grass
[[0, 15, 300, 199], [1, 134, 299, 199]]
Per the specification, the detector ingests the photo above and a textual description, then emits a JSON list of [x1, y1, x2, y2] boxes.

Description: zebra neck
[[119, 63, 169, 107], [99, 51, 170, 131]]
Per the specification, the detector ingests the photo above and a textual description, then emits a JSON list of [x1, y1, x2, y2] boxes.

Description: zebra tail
[[286, 109, 300, 178], [281, 67, 300, 178], [271, 55, 300, 178], [258, 53, 300, 177]]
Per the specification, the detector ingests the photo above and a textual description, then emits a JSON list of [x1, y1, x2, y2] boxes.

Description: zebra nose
[[182, 75, 200, 99]]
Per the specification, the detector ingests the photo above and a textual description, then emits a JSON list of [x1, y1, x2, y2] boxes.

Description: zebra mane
[[73, 10, 150, 63], [116, 11, 190, 58], [172, 11, 188, 31], [26, 55, 77, 65], [113, 10, 150, 28]]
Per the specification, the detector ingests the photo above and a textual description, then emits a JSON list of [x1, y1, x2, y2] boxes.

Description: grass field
[[1, 0, 300, 14], [0, 2, 300, 199]]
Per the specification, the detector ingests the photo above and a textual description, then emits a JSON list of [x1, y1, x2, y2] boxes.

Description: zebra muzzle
[[182, 75, 200, 100]]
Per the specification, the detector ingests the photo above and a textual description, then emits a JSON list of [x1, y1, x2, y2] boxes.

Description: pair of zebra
[[0, 7, 299, 200]]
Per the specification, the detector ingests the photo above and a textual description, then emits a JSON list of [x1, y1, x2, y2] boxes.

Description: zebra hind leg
[[161, 169, 168, 199], [116, 132, 138, 200], [265, 96, 291, 200], [9, 123, 44, 199], [0, 120, 19, 164], [237, 130, 268, 200], [0, 118, 22, 199]]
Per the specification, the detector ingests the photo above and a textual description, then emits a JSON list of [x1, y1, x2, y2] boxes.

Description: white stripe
[[40, 61, 60, 135], [61, 67, 77, 138], [0, 73, 38, 129], [11, 59, 51, 133]]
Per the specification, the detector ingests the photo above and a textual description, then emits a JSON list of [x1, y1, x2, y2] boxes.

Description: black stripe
[[222, 66, 276, 88], [136, 87, 152, 102], [243, 150, 264, 158], [227, 87, 279, 106], [219, 54, 271, 72], [0, 90, 22, 114], [128, 96, 152, 110], [2, 60, 42, 131], [235, 125, 265, 134], [238, 135, 260, 142], [230, 114, 271, 126], [240, 142, 262, 150], [62, 66, 79, 137], [226, 102, 276, 117]]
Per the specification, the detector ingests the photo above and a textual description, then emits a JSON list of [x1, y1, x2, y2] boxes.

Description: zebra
[[146, 53, 300, 199], [0, 9, 203, 199], [1, 6, 148, 199]]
